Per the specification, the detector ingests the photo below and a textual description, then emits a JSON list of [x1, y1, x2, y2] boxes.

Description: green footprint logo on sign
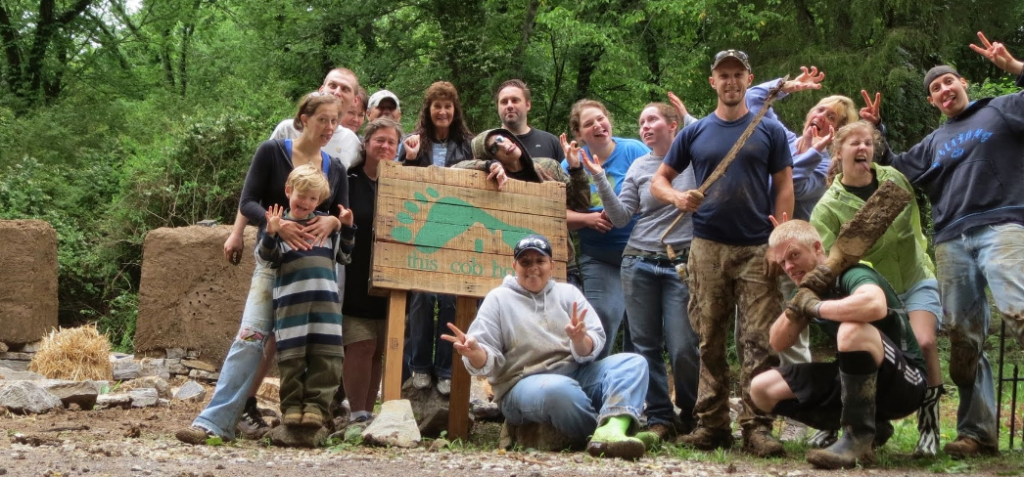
[[391, 187, 536, 253]]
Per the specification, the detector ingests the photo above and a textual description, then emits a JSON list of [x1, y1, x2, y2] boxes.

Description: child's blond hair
[[286, 163, 331, 204], [768, 219, 822, 250]]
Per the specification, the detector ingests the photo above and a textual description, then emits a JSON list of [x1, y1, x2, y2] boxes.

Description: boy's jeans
[[936, 222, 1024, 447], [193, 261, 275, 439]]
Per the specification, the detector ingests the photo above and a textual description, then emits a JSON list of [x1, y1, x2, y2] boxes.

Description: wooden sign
[[372, 161, 568, 298]]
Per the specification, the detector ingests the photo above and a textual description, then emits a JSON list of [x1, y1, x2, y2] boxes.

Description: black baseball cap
[[924, 65, 962, 93], [711, 49, 752, 73], [513, 234, 553, 260]]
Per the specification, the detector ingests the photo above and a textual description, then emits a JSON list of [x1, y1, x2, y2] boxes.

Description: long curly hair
[[413, 81, 473, 144]]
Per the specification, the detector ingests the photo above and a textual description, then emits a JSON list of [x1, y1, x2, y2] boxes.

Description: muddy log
[[785, 179, 912, 320]]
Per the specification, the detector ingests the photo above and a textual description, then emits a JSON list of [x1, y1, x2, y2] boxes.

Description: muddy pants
[[279, 354, 344, 419], [936, 222, 1024, 447], [688, 238, 782, 432]]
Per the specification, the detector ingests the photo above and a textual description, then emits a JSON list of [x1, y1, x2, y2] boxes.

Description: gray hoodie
[[464, 275, 606, 402]]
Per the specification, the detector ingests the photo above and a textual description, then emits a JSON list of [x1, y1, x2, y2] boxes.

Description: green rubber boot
[[587, 416, 646, 460]]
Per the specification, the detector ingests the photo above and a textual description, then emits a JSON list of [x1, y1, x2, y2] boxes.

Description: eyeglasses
[[488, 135, 509, 156]]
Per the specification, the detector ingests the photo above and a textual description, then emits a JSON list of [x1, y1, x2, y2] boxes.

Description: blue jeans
[[405, 292, 456, 379], [193, 260, 275, 439], [499, 353, 649, 441], [936, 222, 1024, 447], [621, 256, 700, 427], [580, 250, 630, 358]]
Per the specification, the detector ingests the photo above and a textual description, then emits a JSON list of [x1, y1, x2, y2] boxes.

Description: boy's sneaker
[[437, 378, 452, 396], [412, 372, 432, 390], [237, 397, 270, 438], [175, 425, 216, 445]]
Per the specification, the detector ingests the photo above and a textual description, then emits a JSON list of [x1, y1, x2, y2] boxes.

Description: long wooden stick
[[661, 76, 790, 267]]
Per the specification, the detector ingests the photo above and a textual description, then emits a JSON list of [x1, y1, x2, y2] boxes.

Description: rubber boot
[[806, 352, 878, 470], [913, 385, 943, 457]]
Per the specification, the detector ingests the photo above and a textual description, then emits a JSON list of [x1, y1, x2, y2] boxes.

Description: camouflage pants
[[688, 238, 782, 431]]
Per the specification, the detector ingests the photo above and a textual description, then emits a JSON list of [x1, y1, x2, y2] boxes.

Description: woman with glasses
[[561, 100, 651, 359], [398, 81, 474, 396], [177, 91, 353, 444], [579, 102, 699, 442]]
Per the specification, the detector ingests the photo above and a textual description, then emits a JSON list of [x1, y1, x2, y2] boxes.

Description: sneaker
[[943, 436, 999, 459], [436, 378, 452, 396], [676, 426, 734, 451], [807, 429, 839, 448], [175, 425, 216, 445], [743, 427, 786, 458], [237, 397, 270, 438], [412, 372, 432, 390]]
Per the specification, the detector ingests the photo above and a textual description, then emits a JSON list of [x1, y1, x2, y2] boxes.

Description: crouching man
[[443, 234, 652, 459], [749, 220, 927, 469]]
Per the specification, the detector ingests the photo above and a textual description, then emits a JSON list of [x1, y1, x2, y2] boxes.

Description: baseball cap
[[923, 65, 962, 93], [368, 90, 400, 110], [711, 49, 752, 73], [513, 234, 553, 260]]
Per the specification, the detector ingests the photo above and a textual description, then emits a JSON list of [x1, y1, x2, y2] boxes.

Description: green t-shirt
[[814, 264, 927, 376]]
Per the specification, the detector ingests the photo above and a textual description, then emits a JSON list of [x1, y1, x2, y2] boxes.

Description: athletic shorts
[[777, 333, 926, 421]]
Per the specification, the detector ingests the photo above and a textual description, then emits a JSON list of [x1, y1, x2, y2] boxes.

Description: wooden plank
[[447, 296, 477, 440], [382, 291, 408, 402], [374, 215, 569, 261], [372, 262, 568, 298], [378, 178, 566, 218], [374, 242, 567, 275], [376, 196, 567, 237], [380, 161, 565, 200]]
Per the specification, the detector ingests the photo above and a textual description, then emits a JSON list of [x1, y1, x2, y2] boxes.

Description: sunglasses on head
[[488, 135, 510, 156], [714, 49, 749, 62]]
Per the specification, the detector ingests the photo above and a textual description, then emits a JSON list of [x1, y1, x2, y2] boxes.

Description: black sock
[[837, 350, 878, 375]]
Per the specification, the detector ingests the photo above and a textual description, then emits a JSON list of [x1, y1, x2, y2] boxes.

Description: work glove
[[786, 288, 822, 327], [800, 264, 834, 295]]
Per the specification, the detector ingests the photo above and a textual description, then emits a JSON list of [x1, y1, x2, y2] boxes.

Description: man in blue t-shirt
[[651, 49, 794, 457], [862, 31, 1024, 458]]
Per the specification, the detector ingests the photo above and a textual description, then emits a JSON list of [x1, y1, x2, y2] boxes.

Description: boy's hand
[[265, 204, 284, 236], [337, 205, 354, 227]]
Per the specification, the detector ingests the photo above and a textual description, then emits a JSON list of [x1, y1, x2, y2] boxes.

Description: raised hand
[[265, 204, 284, 236], [667, 91, 689, 119], [337, 205, 354, 227], [404, 134, 421, 160], [487, 161, 509, 190], [812, 125, 835, 152], [859, 90, 882, 125], [564, 302, 588, 341], [768, 212, 789, 228], [970, 31, 1024, 76], [442, 322, 486, 367], [560, 133, 582, 169], [783, 66, 826, 93], [580, 149, 605, 176]]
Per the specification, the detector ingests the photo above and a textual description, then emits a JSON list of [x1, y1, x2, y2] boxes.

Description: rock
[[166, 348, 186, 360], [257, 377, 281, 403], [0, 360, 28, 371], [166, 360, 187, 375], [498, 422, 578, 452], [0, 342, 6, 353], [0, 366, 44, 381], [181, 359, 217, 373], [95, 393, 131, 410], [402, 377, 457, 438], [0, 381, 62, 414], [36, 380, 105, 409], [188, 369, 220, 381], [185, 349, 201, 359], [172, 380, 207, 402], [429, 438, 450, 452], [111, 358, 142, 381], [132, 376, 171, 399], [362, 399, 422, 448], [471, 399, 502, 421], [0, 352, 32, 360], [267, 425, 327, 448], [21, 341, 42, 353], [129, 388, 159, 408], [140, 358, 170, 379]]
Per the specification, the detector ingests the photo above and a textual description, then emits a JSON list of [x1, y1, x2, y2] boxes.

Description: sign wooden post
[[372, 161, 567, 440]]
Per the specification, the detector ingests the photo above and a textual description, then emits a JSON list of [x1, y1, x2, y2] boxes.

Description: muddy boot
[[913, 385, 944, 457], [676, 426, 734, 450], [742, 426, 785, 457], [943, 436, 999, 459], [587, 416, 646, 460], [806, 352, 878, 470]]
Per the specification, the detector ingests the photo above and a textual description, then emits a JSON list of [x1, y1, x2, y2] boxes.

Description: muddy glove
[[799, 264, 834, 295], [786, 288, 822, 327]]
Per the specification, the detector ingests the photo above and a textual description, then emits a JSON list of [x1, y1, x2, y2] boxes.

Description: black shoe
[[237, 397, 270, 438]]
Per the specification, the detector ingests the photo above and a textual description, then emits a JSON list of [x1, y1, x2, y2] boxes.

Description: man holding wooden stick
[[651, 49, 794, 456], [750, 219, 926, 469]]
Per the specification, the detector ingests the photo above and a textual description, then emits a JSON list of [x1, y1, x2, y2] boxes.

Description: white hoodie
[[464, 275, 606, 402]]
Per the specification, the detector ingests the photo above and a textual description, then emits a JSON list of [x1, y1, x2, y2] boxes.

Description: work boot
[[647, 423, 677, 442], [913, 385, 944, 457], [676, 426, 734, 450], [806, 368, 877, 469], [742, 427, 785, 457], [237, 396, 270, 439], [943, 436, 999, 459]]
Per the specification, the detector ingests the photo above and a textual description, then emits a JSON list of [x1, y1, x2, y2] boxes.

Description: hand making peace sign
[[859, 90, 882, 125], [970, 31, 1024, 76]]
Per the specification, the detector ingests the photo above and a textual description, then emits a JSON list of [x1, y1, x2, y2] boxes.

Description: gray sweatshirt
[[592, 153, 697, 253], [464, 275, 606, 402]]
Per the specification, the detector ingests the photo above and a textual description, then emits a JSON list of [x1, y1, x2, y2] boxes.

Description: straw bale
[[29, 326, 113, 381]]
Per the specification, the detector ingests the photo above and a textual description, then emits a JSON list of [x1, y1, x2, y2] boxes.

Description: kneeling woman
[[443, 235, 652, 460]]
